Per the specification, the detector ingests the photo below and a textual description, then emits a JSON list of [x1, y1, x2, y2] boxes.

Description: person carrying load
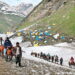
[[4, 37, 12, 49]]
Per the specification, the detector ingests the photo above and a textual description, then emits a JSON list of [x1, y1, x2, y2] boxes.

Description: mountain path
[[0, 57, 18, 75], [0, 57, 75, 75]]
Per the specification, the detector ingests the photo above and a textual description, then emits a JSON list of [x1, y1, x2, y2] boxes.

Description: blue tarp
[[44, 32, 50, 36], [35, 36, 42, 41], [61, 36, 65, 39]]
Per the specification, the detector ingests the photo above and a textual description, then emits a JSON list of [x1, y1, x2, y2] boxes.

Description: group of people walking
[[31, 52, 63, 66], [40, 52, 63, 65], [0, 37, 22, 67]]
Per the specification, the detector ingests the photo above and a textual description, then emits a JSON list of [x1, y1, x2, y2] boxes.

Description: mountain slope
[[18, 0, 75, 37], [0, 13, 23, 32]]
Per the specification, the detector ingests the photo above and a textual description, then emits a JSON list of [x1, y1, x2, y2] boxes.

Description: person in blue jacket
[[4, 37, 12, 48]]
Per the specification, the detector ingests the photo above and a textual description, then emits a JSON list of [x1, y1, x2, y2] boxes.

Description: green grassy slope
[[0, 13, 23, 32], [18, 0, 75, 37]]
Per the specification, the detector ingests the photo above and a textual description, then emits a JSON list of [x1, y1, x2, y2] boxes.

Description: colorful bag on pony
[[7, 49, 12, 55]]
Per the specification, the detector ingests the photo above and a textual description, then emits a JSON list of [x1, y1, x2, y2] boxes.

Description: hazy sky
[[0, 0, 42, 6]]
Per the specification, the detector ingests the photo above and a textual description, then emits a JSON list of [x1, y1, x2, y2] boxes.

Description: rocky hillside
[[25, 0, 67, 22], [18, 0, 75, 38]]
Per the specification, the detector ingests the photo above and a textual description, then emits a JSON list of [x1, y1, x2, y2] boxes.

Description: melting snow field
[[22, 43, 75, 67]]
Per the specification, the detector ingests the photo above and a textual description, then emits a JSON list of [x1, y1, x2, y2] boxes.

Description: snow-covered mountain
[[0, 1, 9, 9], [0, 1, 33, 17], [0, 1, 34, 32], [16, 3, 33, 16]]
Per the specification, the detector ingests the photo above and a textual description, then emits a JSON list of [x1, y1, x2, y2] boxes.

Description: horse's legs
[[5, 55, 8, 62], [1, 51, 4, 58], [69, 62, 72, 68], [9, 55, 12, 61]]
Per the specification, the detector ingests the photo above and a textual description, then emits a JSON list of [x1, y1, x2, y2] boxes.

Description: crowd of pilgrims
[[31, 52, 75, 66], [0, 37, 75, 67], [31, 52, 63, 65]]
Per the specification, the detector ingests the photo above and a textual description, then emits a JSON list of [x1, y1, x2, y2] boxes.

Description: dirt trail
[[0, 58, 15, 75], [0, 57, 75, 75]]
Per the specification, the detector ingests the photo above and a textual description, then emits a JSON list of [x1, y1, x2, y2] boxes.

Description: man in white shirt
[[15, 42, 22, 67]]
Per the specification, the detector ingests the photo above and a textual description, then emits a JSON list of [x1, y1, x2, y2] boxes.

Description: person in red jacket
[[70, 57, 74, 64]]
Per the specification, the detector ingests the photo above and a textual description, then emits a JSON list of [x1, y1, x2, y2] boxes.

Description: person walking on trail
[[55, 55, 59, 63], [0, 37, 3, 45], [70, 57, 74, 64], [52, 56, 54, 62], [60, 57, 63, 65], [15, 42, 22, 67], [3, 47, 7, 57], [4, 37, 12, 48]]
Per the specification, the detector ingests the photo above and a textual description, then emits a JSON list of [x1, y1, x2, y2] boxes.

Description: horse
[[40, 52, 51, 61], [0, 45, 16, 61], [69, 61, 75, 67], [31, 52, 38, 57]]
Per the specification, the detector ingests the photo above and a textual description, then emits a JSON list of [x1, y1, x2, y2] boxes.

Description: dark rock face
[[47, 0, 52, 2]]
